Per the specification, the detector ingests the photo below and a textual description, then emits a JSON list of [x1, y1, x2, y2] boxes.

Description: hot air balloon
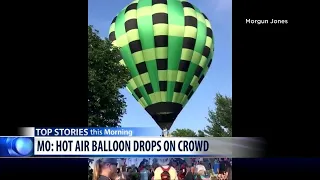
[[108, 0, 214, 135]]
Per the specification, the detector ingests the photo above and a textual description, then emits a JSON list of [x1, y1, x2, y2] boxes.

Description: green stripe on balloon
[[136, 0, 161, 103], [116, 7, 152, 105], [167, 0, 184, 103], [180, 11, 207, 97]]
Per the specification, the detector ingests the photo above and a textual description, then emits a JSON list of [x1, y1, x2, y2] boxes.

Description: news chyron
[[0, 127, 265, 158]]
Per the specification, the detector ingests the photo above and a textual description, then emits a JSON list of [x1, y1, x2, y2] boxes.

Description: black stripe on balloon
[[152, 0, 167, 5], [152, 13, 168, 25], [112, 16, 117, 23], [181, 1, 194, 9], [184, 16, 197, 28], [129, 40, 142, 53], [134, 88, 143, 99], [202, 46, 211, 58], [182, 37, 196, 50], [187, 91, 194, 99], [136, 62, 148, 74], [178, 60, 190, 72], [202, 13, 208, 20], [208, 59, 213, 67], [174, 82, 183, 92], [156, 59, 168, 70], [125, 3, 138, 13], [159, 81, 167, 91], [144, 83, 154, 94], [198, 75, 204, 84], [109, 31, 116, 42], [207, 27, 213, 38], [132, 93, 139, 101], [125, 19, 138, 32], [195, 66, 203, 77], [186, 85, 193, 95], [154, 35, 168, 47]]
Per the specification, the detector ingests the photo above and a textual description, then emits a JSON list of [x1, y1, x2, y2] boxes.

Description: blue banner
[[0, 137, 34, 157], [34, 127, 160, 137]]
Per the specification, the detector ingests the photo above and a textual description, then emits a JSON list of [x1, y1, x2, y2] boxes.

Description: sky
[[88, 0, 232, 135]]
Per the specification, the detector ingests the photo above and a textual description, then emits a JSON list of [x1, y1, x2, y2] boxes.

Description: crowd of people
[[92, 158, 232, 180]]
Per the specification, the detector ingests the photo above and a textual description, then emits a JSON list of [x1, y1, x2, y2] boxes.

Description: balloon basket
[[162, 129, 169, 137]]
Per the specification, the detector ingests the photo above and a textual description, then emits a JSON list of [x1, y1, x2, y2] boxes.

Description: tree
[[88, 25, 130, 127], [171, 128, 197, 137], [88, 25, 130, 179], [197, 130, 206, 137], [171, 128, 206, 137], [204, 93, 232, 137]]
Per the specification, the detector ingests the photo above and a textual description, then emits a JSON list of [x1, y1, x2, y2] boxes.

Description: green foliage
[[88, 25, 130, 180], [171, 94, 232, 138], [88, 25, 130, 127], [171, 128, 206, 137], [204, 93, 232, 137], [171, 128, 197, 137], [197, 130, 206, 137]]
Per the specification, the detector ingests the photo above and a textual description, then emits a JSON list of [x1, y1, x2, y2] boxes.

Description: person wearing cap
[[93, 158, 118, 180], [195, 162, 206, 174], [195, 162, 211, 180]]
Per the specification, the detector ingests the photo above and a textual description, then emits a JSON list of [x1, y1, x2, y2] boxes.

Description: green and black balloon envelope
[[109, 0, 214, 130]]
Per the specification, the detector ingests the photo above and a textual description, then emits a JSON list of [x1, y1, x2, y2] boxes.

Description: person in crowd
[[195, 174, 202, 180], [178, 162, 187, 179], [211, 176, 218, 180], [148, 166, 154, 180], [226, 166, 232, 180], [161, 170, 171, 180], [154, 164, 178, 180], [216, 158, 231, 180], [195, 165, 210, 180], [194, 161, 206, 180], [190, 166, 195, 175], [223, 159, 232, 180], [106, 158, 231, 180], [218, 159, 226, 178], [118, 165, 128, 180], [134, 166, 139, 173], [139, 159, 147, 171], [140, 165, 150, 180], [127, 167, 133, 175], [212, 159, 220, 177], [184, 167, 194, 180], [93, 158, 118, 180], [170, 160, 178, 172], [149, 163, 158, 180], [195, 161, 206, 176]]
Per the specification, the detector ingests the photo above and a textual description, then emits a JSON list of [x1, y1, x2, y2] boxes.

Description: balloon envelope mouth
[[145, 102, 183, 130]]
